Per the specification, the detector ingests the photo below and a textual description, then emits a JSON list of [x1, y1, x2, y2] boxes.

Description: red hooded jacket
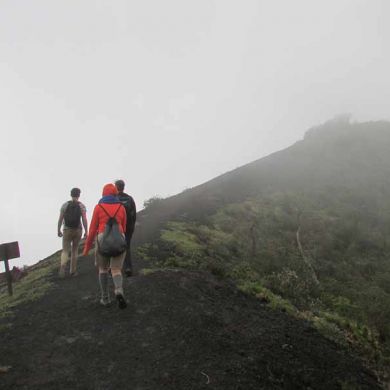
[[83, 184, 127, 255]]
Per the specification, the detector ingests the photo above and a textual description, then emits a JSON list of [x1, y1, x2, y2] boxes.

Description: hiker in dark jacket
[[115, 179, 137, 277], [83, 183, 127, 309], [57, 187, 88, 278]]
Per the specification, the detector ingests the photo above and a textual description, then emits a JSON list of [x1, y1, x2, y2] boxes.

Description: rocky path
[[0, 254, 381, 389]]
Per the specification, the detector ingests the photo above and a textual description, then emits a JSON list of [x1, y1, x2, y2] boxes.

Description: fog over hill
[[135, 118, 390, 245], [1, 1, 390, 268], [2, 118, 390, 387], [133, 118, 390, 378]]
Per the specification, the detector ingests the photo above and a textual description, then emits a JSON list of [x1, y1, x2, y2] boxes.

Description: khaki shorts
[[95, 233, 126, 270], [62, 228, 82, 252]]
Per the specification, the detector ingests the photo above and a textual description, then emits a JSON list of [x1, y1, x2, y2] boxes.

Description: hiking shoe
[[115, 293, 127, 310], [70, 271, 78, 277], [124, 268, 133, 277], [100, 297, 111, 307]]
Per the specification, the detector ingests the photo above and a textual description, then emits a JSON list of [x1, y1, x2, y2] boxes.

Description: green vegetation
[[0, 254, 58, 321], [137, 191, 390, 370], [134, 119, 390, 377], [237, 280, 297, 316], [143, 195, 164, 209]]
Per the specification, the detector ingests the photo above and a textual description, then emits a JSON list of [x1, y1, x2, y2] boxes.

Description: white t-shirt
[[60, 201, 87, 229]]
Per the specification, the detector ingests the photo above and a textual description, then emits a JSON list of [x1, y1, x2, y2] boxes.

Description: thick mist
[[0, 0, 389, 267]]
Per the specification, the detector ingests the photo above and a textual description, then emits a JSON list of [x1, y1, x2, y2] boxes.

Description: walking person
[[115, 179, 137, 277], [83, 183, 128, 309], [57, 187, 88, 277]]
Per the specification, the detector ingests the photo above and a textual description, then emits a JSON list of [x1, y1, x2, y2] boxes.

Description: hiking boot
[[115, 293, 127, 310], [70, 271, 78, 277], [124, 268, 133, 278], [100, 296, 111, 307]]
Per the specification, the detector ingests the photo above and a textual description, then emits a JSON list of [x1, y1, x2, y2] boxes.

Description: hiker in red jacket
[[83, 183, 127, 309]]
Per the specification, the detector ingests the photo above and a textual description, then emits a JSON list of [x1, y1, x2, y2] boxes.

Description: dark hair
[[115, 180, 125, 192], [70, 187, 81, 198]]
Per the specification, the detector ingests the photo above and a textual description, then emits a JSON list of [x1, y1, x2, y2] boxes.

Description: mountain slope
[[134, 119, 390, 245], [132, 118, 390, 380], [1, 118, 389, 389], [0, 253, 380, 389]]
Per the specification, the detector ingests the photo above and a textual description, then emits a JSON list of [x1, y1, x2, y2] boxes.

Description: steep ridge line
[[0, 253, 380, 389], [134, 120, 390, 246]]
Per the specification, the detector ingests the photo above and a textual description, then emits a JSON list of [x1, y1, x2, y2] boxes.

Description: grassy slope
[[1, 119, 389, 385], [134, 119, 390, 246], [0, 252, 59, 323], [134, 119, 390, 379]]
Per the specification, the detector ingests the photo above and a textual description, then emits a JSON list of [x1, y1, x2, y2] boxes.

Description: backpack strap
[[98, 204, 123, 219], [113, 204, 123, 218], [98, 203, 110, 218], [66, 199, 80, 209]]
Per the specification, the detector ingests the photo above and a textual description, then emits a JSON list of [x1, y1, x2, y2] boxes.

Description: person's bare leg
[[96, 238, 111, 305], [98, 266, 110, 305], [123, 236, 133, 277], [111, 268, 123, 295], [70, 230, 82, 275], [59, 230, 71, 277], [111, 251, 126, 309]]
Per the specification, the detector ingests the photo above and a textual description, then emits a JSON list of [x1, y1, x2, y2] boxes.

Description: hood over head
[[102, 183, 118, 197]]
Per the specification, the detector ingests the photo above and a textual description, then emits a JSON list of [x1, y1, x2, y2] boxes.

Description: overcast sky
[[1, 0, 389, 268]]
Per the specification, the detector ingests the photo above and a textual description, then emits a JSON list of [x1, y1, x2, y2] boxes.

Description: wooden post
[[3, 258, 13, 296], [0, 242, 20, 296]]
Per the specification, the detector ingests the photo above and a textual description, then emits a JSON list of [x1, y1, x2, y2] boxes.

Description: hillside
[[1, 118, 389, 389], [0, 252, 381, 389], [133, 118, 390, 381], [134, 118, 390, 244]]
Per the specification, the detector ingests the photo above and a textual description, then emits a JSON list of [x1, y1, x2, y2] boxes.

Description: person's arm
[[127, 198, 136, 237], [121, 206, 127, 233], [131, 198, 137, 223], [57, 211, 64, 237], [81, 206, 88, 238], [83, 206, 99, 255], [82, 214, 88, 238]]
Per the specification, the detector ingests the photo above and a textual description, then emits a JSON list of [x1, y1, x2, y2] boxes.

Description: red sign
[[0, 242, 20, 260]]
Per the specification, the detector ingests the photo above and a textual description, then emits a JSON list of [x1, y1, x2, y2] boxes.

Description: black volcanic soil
[[0, 255, 381, 390]]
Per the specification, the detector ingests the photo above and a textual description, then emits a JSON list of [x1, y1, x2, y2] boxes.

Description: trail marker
[[0, 241, 20, 296]]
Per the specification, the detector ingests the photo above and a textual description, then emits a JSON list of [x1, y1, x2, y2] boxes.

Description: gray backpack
[[97, 204, 127, 257]]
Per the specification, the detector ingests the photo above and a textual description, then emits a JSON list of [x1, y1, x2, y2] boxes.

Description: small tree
[[143, 196, 163, 209]]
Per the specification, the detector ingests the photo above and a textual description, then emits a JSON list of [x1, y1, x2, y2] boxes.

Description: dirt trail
[[0, 255, 381, 389]]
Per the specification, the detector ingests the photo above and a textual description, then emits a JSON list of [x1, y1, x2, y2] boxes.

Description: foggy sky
[[1, 0, 389, 267]]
